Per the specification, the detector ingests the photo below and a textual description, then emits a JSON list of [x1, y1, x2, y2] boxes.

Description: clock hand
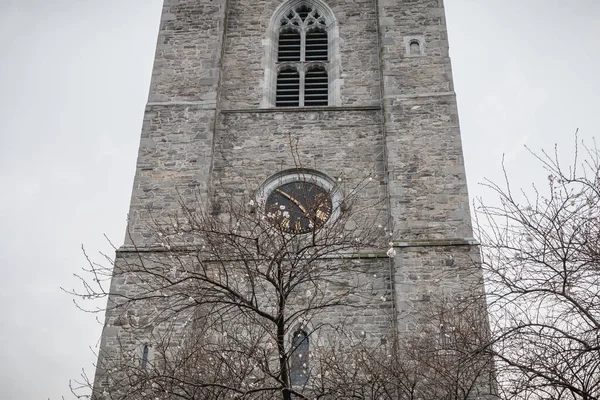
[[275, 189, 308, 213]]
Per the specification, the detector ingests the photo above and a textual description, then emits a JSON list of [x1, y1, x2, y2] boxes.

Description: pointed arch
[[262, 0, 341, 108]]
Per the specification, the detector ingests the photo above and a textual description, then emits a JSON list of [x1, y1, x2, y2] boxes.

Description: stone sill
[[394, 238, 479, 247], [220, 105, 381, 114]]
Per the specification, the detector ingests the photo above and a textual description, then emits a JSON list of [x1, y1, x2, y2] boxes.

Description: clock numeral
[[316, 208, 331, 222], [280, 217, 290, 230]]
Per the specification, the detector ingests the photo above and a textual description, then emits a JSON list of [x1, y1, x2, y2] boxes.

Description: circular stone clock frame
[[257, 170, 343, 234]]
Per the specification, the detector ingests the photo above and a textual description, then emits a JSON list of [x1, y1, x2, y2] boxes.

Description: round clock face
[[265, 181, 333, 234]]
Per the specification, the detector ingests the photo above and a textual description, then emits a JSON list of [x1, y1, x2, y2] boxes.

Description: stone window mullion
[[300, 29, 306, 106], [299, 66, 306, 107], [300, 29, 307, 63]]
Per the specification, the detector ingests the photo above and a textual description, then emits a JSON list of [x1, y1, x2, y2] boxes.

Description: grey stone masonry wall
[[124, 0, 227, 245], [148, 0, 227, 103], [219, 0, 382, 108], [394, 243, 485, 333], [125, 105, 218, 245], [213, 108, 387, 215], [385, 95, 472, 239], [377, 0, 473, 240], [125, 0, 473, 243]]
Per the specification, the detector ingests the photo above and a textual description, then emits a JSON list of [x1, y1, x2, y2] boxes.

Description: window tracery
[[276, 4, 328, 107], [263, 0, 340, 108]]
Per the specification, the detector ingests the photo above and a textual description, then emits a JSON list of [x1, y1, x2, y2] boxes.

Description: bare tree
[[69, 165, 401, 400], [477, 135, 600, 400], [69, 135, 495, 400], [313, 296, 496, 400]]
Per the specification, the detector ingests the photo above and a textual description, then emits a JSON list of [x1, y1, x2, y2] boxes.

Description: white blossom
[[386, 247, 396, 258]]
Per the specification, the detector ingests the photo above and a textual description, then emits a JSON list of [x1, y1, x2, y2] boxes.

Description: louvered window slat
[[304, 69, 328, 106], [275, 6, 330, 107], [278, 32, 301, 62], [305, 31, 328, 61], [276, 69, 300, 107]]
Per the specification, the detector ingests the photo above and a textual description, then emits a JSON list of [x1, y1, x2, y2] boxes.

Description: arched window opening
[[273, 2, 330, 107], [276, 68, 300, 107], [305, 29, 328, 61], [410, 39, 421, 55], [304, 67, 328, 106], [278, 30, 301, 62], [290, 330, 309, 386], [439, 324, 455, 349]]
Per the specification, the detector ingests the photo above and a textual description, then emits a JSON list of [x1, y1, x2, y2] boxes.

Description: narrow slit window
[[141, 345, 149, 370], [290, 330, 309, 386], [276, 68, 300, 107]]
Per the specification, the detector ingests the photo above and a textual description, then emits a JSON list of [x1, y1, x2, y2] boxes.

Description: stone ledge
[[146, 100, 217, 108], [394, 237, 479, 247], [220, 105, 382, 114], [386, 91, 456, 99], [116, 245, 389, 259], [116, 237, 479, 256]]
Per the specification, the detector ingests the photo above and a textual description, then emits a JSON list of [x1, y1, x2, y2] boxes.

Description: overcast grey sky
[[0, 1, 598, 399]]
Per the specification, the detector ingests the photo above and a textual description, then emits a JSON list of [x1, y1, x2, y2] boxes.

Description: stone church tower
[[93, 0, 493, 398]]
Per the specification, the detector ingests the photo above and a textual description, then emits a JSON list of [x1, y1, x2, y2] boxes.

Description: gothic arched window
[[290, 330, 309, 386], [264, 0, 340, 108]]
